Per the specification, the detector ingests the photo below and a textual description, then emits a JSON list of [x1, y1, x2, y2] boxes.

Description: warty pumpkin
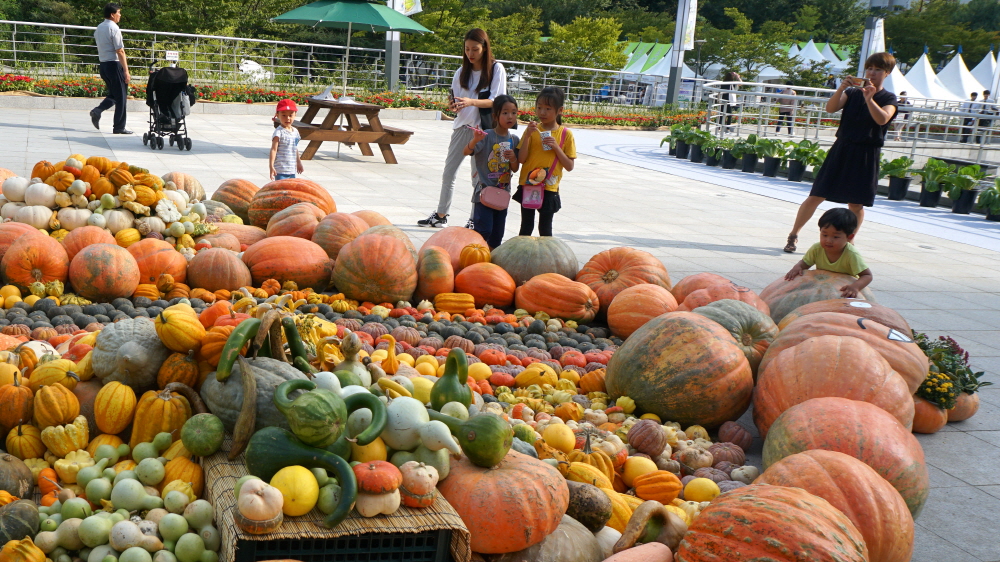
[[576, 247, 672, 316], [1, 235, 69, 289], [5, 425, 45, 460], [33, 383, 79, 429], [0, 379, 32, 430], [606, 284, 678, 339], [212, 179, 260, 222], [759, 269, 877, 324], [243, 236, 334, 291], [93, 381, 137, 434], [454, 262, 516, 308], [68, 244, 140, 302], [247, 178, 336, 228], [130, 387, 193, 448], [154, 305, 207, 353], [514, 273, 600, 323], [127, 238, 188, 284], [632, 470, 683, 504]]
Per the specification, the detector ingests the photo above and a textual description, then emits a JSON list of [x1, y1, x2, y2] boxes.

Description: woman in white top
[[418, 28, 507, 228]]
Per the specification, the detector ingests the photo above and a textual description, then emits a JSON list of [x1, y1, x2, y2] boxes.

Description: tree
[[954, 0, 1000, 33], [482, 7, 543, 62], [476, 0, 615, 34], [596, 6, 674, 41], [712, 8, 797, 78], [405, 0, 489, 55], [539, 17, 628, 70]]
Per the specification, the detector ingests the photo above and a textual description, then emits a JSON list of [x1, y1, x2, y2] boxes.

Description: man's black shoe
[[90, 109, 100, 130]]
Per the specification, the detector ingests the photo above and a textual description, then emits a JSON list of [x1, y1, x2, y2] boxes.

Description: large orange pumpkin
[[31, 160, 57, 180], [213, 223, 267, 247], [311, 212, 370, 260], [677, 282, 769, 315], [242, 237, 333, 290], [79, 165, 101, 185], [575, 247, 672, 314], [755, 450, 914, 562], [606, 312, 753, 428], [489, 235, 579, 285], [187, 248, 253, 292], [265, 202, 326, 239], [606, 284, 678, 339], [211, 179, 259, 222], [674, 484, 868, 562], [0, 223, 44, 263], [455, 262, 516, 308], [418, 226, 488, 272], [759, 312, 928, 394], [759, 269, 877, 323], [669, 272, 730, 303], [437, 450, 569, 554], [68, 244, 140, 301], [754, 335, 914, 437], [351, 210, 392, 227], [247, 179, 336, 228], [127, 238, 188, 284], [1, 235, 69, 288], [332, 234, 416, 303], [196, 233, 241, 252], [911, 395, 948, 434], [86, 156, 113, 174], [514, 273, 599, 323], [762, 396, 929, 518], [414, 246, 454, 301], [357, 225, 417, 264], [61, 226, 117, 262], [777, 298, 912, 335]]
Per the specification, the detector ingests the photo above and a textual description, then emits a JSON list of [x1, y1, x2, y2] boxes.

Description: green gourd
[[430, 348, 473, 411], [427, 409, 513, 468], [273, 380, 387, 448]]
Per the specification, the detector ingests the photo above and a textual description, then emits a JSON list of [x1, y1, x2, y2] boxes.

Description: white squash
[[162, 190, 188, 211], [15, 205, 54, 229], [0, 195, 7, 208], [24, 182, 58, 207], [67, 180, 88, 196], [2, 176, 29, 202], [355, 490, 401, 518], [595, 527, 622, 559], [103, 208, 135, 234], [1, 201, 24, 220], [21, 340, 57, 358], [87, 213, 108, 229], [58, 207, 93, 230], [381, 397, 430, 451]]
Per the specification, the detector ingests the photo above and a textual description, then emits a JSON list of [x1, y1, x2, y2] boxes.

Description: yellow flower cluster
[[917, 371, 960, 409]]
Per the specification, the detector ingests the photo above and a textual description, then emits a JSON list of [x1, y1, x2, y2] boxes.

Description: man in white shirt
[[976, 90, 996, 144], [960, 92, 979, 143], [90, 3, 132, 134]]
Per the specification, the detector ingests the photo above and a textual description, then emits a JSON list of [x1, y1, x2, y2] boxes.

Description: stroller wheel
[[169, 135, 174, 146], [177, 137, 184, 151], [184, 138, 192, 151], [156, 136, 164, 150], [142, 133, 149, 146]]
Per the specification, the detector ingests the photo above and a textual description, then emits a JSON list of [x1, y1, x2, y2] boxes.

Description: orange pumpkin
[[161, 456, 204, 496], [242, 237, 333, 291], [68, 244, 140, 302], [213, 223, 267, 247], [107, 168, 134, 188], [33, 383, 80, 428], [211, 179, 259, 222], [332, 234, 416, 303], [0, 378, 32, 430], [351, 209, 392, 227], [86, 156, 113, 174], [198, 300, 234, 329], [247, 178, 337, 228], [579, 369, 606, 393], [418, 227, 488, 271], [670, 272, 731, 303], [61, 226, 116, 262], [31, 161, 57, 180], [0, 223, 44, 264], [127, 238, 188, 284], [606, 283, 678, 339], [186, 248, 253, 293], [759, 269, 877, 324], [311, 212, 370, 260], [776, 298, 912, 335], [414, 246, 454, 301], [265, 202, 325, 239], [90, 178, 116, 198], [157, 351, 201, 389], [514, 273, 600, 323], [911, 395, 948, 434], [454, 262, 515, 308], [677, 282, 770, 315], [1, 235, 69, 288], [198, 326, 238, 367], [93, 381, 137, 434], [458, 243, 491, 271], [576, 247, 672, 315], [632, 470, 683, 504], [130, 387, 192, 448], [45, 171, 75, 191]]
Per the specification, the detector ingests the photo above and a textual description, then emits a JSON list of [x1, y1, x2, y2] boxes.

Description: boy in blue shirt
[[785, 208, 873, 298]]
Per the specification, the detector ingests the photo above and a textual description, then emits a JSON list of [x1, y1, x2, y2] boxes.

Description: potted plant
[[785, 140, 823, 182], [946, 164, 988, 214], [977, 178, 1000, 221], [731, 135, 759, 173], [702, 136, 725, 167], [912, 158, 954, 208], [686, 129, 713, 163], [756, 139, 787, 177], [717, 138, 738, 169], [878, 156, 915, 200], [660, 124, 686, 156]]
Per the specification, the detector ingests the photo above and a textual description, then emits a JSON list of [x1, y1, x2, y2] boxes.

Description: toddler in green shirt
[[785, 208, 873, 298]]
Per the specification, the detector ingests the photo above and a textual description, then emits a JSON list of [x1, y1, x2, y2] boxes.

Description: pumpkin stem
[[583, 431, 595, 455]]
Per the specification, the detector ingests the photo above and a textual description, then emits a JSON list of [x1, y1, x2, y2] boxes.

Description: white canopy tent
[[971, 51, 996, 92], [621, 46, 653, 82], [905, 53, 963, 101], [937, 52, 986, 99], [883, 66, 925, 99], [798, 39, 829, 66], [820, 43, 842, 64], [639, 47, 698, 82], [788, 44, 800, 58], [754, 65, 787, 82]]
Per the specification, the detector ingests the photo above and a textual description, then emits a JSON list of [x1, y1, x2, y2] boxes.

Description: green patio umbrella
[[272, 0, 431, 96]]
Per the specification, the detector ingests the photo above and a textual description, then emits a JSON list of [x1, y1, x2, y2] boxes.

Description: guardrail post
[[308, 44, 313, 83], [60, 27, 66, 75]]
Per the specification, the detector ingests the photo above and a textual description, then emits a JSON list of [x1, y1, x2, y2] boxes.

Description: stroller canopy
[[146, 66, 189, 113]]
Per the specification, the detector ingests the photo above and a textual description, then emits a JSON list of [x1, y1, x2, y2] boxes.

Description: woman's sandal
[[783, 234, 798, 253]]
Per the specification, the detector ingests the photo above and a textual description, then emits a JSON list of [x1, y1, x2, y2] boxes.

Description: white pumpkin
[[65, 157, 83, 170], [24, 182, 58, 208], [54, 192, 73, 208], [67, 180, 88, 196], [87, 212, 107, 229], [21, 340, 57, 358], [1, 202, 25, 220], [103, 208, 135, 234], [15, 205, 54, 229], [162, 189, 188, 211], [57, 207, 93, 231], [0, 195, 7, 207], [2, 177, 29, 202]]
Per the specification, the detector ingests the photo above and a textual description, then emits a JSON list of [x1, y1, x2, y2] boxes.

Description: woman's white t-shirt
[[451, 62, 507, 129]]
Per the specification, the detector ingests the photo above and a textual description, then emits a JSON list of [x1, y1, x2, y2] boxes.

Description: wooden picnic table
[[293, 98, 413, 164]]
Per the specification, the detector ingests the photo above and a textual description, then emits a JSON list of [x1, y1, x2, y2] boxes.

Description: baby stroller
[[144, 65, 196, 150]]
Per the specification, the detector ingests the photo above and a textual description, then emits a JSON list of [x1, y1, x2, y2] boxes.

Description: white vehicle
[[238, 59, 273, 83]]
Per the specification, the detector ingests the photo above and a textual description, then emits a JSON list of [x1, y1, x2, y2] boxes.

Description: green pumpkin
[[428, 409, 513, 468], [430, 348, 473, 411], [180, 413, 226, 457], [0, 500, 40, 544], [274, 380, 349, 447]]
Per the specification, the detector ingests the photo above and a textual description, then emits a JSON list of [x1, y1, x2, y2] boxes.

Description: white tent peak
[[798, 39, 827, 65], [884, 66, 925, 99], [938, 52, 986, 99], [971, 51, 996, 91], [904, 53, 963, 101], [788, 44, 800, 57], [820, 43, 841, 63]]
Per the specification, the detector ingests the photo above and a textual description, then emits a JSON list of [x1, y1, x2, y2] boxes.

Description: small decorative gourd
[[234, 478, 284, 534], [333, 332, 372, 387], [354, 461, 403, 517], [429, 348, 473, 411], [398, 461, 439, 508]]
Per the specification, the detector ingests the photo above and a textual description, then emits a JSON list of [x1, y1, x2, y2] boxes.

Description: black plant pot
[[787, 160, 806, 182], [705, 153, 720, 167], [951, 189, 980, 214], [919, 183, 943, 207], [762, 157, 781, 177], [669, 145, 676, 156], [676, 141, 689, 159], [887, 177, 911, 200], [721, 150, 737, 169], [689, 144, 703, 163], [987, 212, 1000, 221], [741, 154, 759, 173]]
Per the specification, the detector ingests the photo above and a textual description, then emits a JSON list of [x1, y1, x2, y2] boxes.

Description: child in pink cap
[[269, 99, 303, 180]]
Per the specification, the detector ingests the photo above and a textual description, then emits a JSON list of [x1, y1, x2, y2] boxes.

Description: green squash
[[0, 500, 39, 544], [274, 380, 388, 448], [335, 370, 363, 388], [430, 348, 473, 411], [427, 409, 513, 468], [180, 414, 226, 457]]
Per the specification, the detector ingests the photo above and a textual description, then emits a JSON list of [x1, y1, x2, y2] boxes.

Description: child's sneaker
[[417, 212, 447, 228], [465, 219, 475, 229]]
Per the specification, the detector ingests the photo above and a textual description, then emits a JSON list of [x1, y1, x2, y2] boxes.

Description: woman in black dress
[[784, 53, 898, 252]]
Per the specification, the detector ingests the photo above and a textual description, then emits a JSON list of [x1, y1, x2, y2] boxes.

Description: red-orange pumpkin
[[605, 311, 753, 428], [247, 179, 336, 228], [414, 246, 454, 301], [418, 226, 488, 271], [606, 284, 678, 339], [776, 298, 912, 335], [759, 269, 877, 323], [1, 235, 70, 288], [455, 262, 516, 308], [351, 210, 392, 227], [911, 395, 948, 434], [196, 233, 241, 252], [677, 282, 769, 315], [332, 234, 417, 303], [61, 226, 117, 262], [311, 212, 370, 260], [437, 450, 569, 554], [265, 202, 326, 239], [127, 238, 188, 284], [754, 335, 915, 437], [162, 171, 205, 200], [575, 247, 672, 315], [242, 237, 333, 291], [948, 392, 980, 422], [514, 273, 599, 323], [211, 179, 259, 222], [762, 396, 929, 518], [68, 243, 141, 301], [759, 312, 928, 394], [213, 223, 267, 247], [0, 223, 44, 263], [670, 272, 730, 303], [187, 248, 253, 292]]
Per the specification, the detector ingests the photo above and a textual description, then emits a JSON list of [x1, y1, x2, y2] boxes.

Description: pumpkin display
[[759, 312, 928, 394], [213, 223, 267, 247], [606, 312, 752, 428], [415, 246, 455, 301], [212, 179, 259, 222], [352, 209, 392, 227], [756, 450, 914, 562], [776, 298, 912, 335], [911, 395, 948, 434], [754, 335, 914, 436], [1, 235, 69, 288], [762, 396, 929, 518], [691, 299, 778, 376], [186, 248, 253, 292], [242, 237, 334, 291], [576, 247, 672, 315], [162, 171, 206, 200], [92, 317, 172, 392], [418, 227, 488, 272], [0, 379, 32, 430], [606, 284, 678, 339], [33, 383, 80, 429], [759, 270, 877, 323], [60, 226, 116, 262], [265, 202, 326, 239], [332, 233, 416, 303], [437, 450, 569, 554], [455, 263, 516, 308], [130, 387, 193, 448], [311, 212, 370, 260], [514, 273, 600, 323], [490, 235, 580, 285], [0, 223, 42, 264], [674, 485, 868, 562], [247, 178, 336, 228], [127, 238, 188, 284], [68, 244, 140, 302]]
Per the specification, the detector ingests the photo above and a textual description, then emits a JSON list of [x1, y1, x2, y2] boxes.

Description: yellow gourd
[[541, 423, 575, 454], [270, 465, 319, 516]]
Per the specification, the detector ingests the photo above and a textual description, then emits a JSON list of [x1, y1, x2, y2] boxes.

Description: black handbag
[[477, 62, 498, 129]]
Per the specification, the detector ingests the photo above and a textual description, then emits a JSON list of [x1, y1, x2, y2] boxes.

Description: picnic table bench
[[293, 98, 413, 164]]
